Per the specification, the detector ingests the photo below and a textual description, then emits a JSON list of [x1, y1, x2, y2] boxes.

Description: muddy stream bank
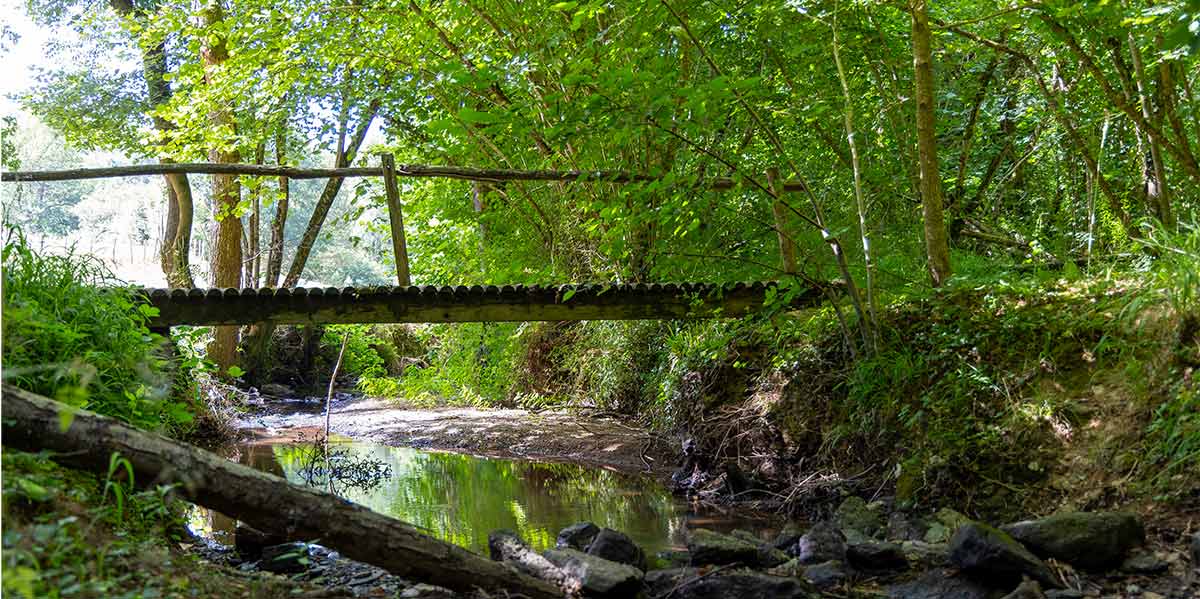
[[186, 394, 1198, 599]]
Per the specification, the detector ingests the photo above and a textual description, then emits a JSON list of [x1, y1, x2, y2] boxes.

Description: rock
[[734, 530, 789, 567], [1043, 591, 1083, 599], [658, 570, 815, 599], [793, 521, 846, 564], [731, 529, 762, 544], [543, 548, 644, 598], [586, 528, 646, 571], [1001, 580, 1044, 599], [802, 560, 849, 590], [766, 558, 804, 577], [258, 542, 309, 574], [950, 522, 1059, 588], [234, 522, 289, 557], [758, 544, 791, 568], [688, 528, 760, 566], [924, 508, 972, 544], [260, 383, 294, 397], [900, 540, 950, 569], [557, 522, 600, 551], [836, 496, 884, 538], [1120, 550, 1169, 574], [847, 540, 908, 571], [1000, 512, 1144, 571], [645, 568, 700, 597], [773, 523, 806, 550], [1191, 531, 1200, 567], [885, 568, 995, 599], [842, 528, 872, 546], [654, 550, 691, 569], [398, 584, 457, 598], [888, 511, 929, 542]]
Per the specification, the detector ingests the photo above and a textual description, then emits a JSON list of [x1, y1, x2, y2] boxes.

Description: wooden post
[[381, 154, 411, 286], [767, 167, 797, 275]]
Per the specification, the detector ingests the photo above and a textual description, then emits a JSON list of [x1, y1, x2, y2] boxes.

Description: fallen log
[[488, 530, 579, 595], [0, 384, 562, 599]]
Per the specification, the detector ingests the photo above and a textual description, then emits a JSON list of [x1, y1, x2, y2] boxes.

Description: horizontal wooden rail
[[1, 162, 810, 191], [140, 282, 822, 327]]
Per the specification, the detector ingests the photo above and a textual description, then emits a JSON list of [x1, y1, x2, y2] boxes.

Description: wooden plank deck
[[140, 282, 821, 327]]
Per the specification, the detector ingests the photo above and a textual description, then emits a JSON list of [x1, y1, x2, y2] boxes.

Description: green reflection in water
[[267, 441, 688, 554]]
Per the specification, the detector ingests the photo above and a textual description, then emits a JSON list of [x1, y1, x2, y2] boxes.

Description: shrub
[[1, 229, 192, 433]]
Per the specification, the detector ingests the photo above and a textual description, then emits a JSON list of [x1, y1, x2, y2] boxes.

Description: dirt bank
[[236, 395, 679, 477]]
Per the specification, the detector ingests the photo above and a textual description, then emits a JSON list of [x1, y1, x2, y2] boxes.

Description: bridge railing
[[3, 159, 813, 288]]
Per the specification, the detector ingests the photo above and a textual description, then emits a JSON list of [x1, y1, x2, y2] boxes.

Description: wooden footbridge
[[8, 160, 832, 330], [140, 281, 823, 328]]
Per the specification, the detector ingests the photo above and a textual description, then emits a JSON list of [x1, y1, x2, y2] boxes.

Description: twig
[[324, 333, 349, 495]]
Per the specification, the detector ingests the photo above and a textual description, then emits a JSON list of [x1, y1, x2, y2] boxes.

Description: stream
[[189, 436, 783, 559]]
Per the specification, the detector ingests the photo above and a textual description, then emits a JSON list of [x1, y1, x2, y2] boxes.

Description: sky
[[1, 0, 54, 116]]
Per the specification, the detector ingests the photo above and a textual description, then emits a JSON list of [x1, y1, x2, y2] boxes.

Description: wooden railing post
[[767, 167, 797, 275], [381, 154, 411, 286]]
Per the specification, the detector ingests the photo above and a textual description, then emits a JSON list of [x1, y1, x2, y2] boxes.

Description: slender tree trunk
[[265, 130, 289, 287], [108, 0, 195, 287], [282, 98, 380, 288], [202, 0, 243, 372], [247, 142, 265, 287], [953, 49, 1001, 207], [832, 13, 879, 348], [160, 182, 180, 277], [911, 0, 952, 286], [766, 168, 798, 275], [1129, 33, 1171, 226]]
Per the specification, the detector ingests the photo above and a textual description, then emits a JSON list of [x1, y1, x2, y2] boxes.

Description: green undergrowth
[[1, 451, 305, 599], [309, 227, 1197, 518], [1, 229, 197, 433]]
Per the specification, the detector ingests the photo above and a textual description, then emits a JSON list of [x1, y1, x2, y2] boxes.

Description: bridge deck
[[142, 282, 820, 327]]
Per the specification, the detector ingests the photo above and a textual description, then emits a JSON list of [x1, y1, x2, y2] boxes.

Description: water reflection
[[191, 440, 778, 556]]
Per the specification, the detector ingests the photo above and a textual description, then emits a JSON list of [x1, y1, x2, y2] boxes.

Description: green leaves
[[457, 108, 503, 125]]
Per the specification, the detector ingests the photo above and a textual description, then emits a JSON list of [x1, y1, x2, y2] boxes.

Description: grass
[[1, 451, 308, 599], [1, 228, 194, 434]]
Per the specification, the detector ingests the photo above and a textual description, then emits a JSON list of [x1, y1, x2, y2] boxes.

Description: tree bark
[[832, 14, 879, 348], [0, 385, 562, 599], [202, 0, 243, 372], [911, 0, 952, 287], [381, 154, 412, 286], [766, 168, 797, 275], [248, 142, 265, 287], [108, 0, 196, 287], [1129, 33, 1171, 226], [488, 531, 577, 595], [265, 130, 289, 287]]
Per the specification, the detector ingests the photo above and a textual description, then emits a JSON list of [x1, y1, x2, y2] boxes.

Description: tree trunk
[[165, 172, 196, 288], [282, 98, 380, 288], [1129, 33, 1171, 226], [265, 129, 289, 287], [248, 142, 265, 287], [766, 168, 797, 275], [911, 0, 952, 287], [108, 0, 195, 288], [202, 0, 243, 372], [0, 385, 562, 599]]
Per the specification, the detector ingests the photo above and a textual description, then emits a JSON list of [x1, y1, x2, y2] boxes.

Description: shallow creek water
[[189, 438, 782, 557]]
